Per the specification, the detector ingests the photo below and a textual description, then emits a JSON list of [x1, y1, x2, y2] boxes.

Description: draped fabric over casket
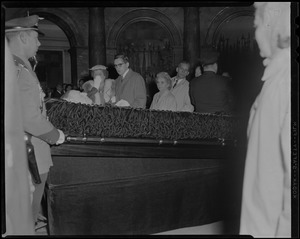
[[45, 99, 241, 235], [46, 99, 238, 141]]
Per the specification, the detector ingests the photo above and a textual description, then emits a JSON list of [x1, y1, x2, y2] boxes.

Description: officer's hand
[[56, 129, 65, 145]]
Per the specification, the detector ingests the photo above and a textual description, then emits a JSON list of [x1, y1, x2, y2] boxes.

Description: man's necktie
[[173, 78, 178, 88]]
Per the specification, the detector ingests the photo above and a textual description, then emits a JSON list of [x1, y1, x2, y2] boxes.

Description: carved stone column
[[89, 7, 106, 67], [183, 7, 200, 78]]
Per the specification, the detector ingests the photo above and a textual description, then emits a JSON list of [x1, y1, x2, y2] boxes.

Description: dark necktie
[[173, 78, 179, 88]]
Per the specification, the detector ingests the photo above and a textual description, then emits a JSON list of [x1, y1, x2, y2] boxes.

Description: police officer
[[5, 15, 65, 229], [190, 47, 234, 113]]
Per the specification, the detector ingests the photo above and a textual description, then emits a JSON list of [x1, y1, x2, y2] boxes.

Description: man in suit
[[51, 83, 63, 99], [190, 47, 233, 113], [114, 54, 147, 108], [170, 61, 194, 112], [5, 15, 65, 230]]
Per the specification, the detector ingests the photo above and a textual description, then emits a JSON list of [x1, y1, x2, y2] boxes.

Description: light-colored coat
[[239, 48, 291, 237], [150, 90, 177, 111], [170, 77, 194, 112]]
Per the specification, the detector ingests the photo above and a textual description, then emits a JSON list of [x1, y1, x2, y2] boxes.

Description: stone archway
[[106, 8, 182, 108], [204, 6, 255, 46], [107, 8, 182, 49], [106, 8, 182, 75], [14, 8, 84, 47], [13, 8, 84, 85], [203, 6, 264, 114]]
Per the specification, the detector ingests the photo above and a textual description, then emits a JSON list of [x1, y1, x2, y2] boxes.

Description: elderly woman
[[61, 65, 116, 106], [150, 72, 177, 111], [87, 65, 116, 105], [239, 2, 291, 237]]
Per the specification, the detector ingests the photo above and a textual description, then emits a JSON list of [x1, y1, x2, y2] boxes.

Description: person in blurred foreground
[[239, 2, 291, 237]]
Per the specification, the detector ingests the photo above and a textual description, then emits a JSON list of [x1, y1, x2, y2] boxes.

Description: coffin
[[45, 99, 241, 235]]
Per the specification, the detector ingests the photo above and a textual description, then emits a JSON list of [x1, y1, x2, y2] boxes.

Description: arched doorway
[[204, 7, 264, 113], [35, 19, 70, 92], [115, 20, 175, 107], [116, 21, 174, 77], [13, 9, 84, 89], [106, 9, 182, 107]]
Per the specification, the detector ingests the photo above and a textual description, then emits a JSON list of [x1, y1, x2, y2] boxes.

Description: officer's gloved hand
[[56, 129, 65, 145]]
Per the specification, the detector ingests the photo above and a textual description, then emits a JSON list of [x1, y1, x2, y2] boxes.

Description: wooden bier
[[45, 100, 241, 235]]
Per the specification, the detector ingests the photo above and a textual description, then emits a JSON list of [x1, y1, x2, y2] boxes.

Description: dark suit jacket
[[190, 71, 233, 113], [115, 69, 147, 108], [52, 90, 63, 99]]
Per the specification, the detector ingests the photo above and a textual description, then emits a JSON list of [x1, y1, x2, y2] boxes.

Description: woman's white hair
[[254, 2, 290, 50]]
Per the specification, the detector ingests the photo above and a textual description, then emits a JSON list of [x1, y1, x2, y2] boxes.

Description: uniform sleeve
[[17, 68, 59, 145], [132, 74, 147, 108]]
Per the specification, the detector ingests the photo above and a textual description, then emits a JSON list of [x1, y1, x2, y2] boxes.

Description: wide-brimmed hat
[[89, 65, 107, 71]]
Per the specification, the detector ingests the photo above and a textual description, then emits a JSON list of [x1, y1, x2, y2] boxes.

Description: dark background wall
[[3, 2, 263, 114]]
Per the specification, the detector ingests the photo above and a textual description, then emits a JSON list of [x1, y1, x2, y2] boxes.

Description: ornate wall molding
[[107, 8, 182, 48], [204, 6, 255, 46]]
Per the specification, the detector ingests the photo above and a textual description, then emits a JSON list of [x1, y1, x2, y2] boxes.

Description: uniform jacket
[[115, 69, 147, 108], [13, 55, 60, 174], [190, 71, 232, 113], [170, 77, 194, 112], [150, 90, 177, 111]]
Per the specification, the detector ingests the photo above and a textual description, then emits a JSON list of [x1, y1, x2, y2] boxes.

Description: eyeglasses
[[114, 63, 125, 68], [179, 67, 189, 73]]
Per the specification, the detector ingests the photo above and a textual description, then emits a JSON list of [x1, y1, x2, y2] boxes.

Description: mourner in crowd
[[51, 83, 64, 98], [114, 54, 147, 108], [239, 2, 291, 237], [86, 65, 116, 105], [83, 65, 107, 105], [194, 65, 203, 78], [64, 84, 73, 93], [150, 72, 177, 111], [78, 78, 85, 92], [190, 47, 234, 113], [170, 61, 194, 112], [5, 14, 65, 230]]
